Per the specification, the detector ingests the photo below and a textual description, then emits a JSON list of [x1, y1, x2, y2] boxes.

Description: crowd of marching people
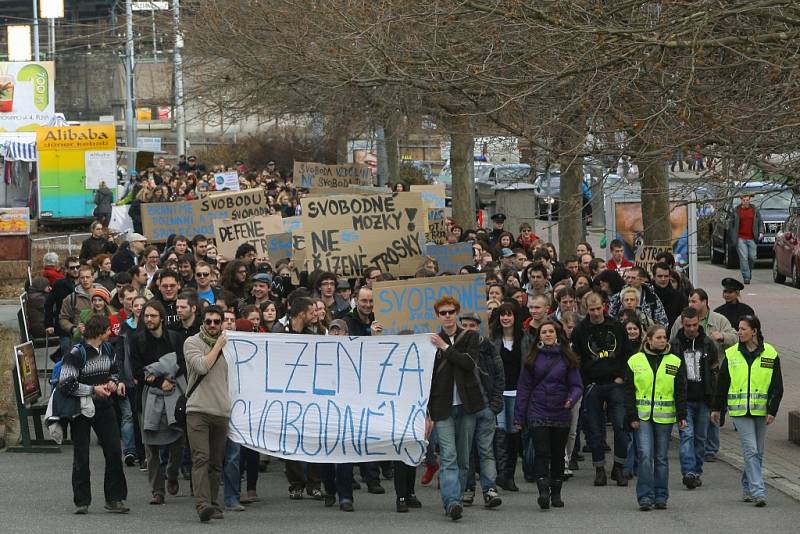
[[30, 158, 783, 522]]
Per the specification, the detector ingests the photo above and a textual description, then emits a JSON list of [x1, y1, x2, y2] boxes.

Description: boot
[[503, 433, 520, 491], [612, 462, 628, 487], [550, 479, 564, 508], [493, 429, 511, 490], [594, 466, 607, 486], [536, 478, 551, 510]]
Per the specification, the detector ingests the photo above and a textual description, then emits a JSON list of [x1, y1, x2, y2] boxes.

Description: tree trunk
[[450, 131, 475, 230], [640, 150, 672, 247], [332, 117, 349, 164], [558, 154, 584, 257], [384, 115, 400, 186]]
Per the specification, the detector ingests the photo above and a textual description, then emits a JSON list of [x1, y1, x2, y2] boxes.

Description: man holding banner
[[429, 296, 486, 521]]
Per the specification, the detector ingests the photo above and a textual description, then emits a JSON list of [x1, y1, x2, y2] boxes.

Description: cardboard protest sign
[[294, 162, 373, 190], [224, 332, 435, 465], [635, 245, 673, 274], [142, 189, 269, 241], [411, 184, 446, 208], [426, 207, 447, 244], [301, 192, 428, 277], [425, 242, 474, 274], [282, 216, 306, 267], [373, 273, 488, 335], [213, 215, 285, 260]]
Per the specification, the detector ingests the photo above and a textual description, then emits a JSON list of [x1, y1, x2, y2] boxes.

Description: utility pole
[[173, 0, 186, 157], [125, 0, 137, 175], [32, 0, 40, 60]]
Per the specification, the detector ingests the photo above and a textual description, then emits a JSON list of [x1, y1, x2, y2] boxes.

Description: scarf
[[199, 325, 219, 348]]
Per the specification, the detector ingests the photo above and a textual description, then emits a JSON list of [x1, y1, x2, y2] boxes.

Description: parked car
[[532, 172, 592, 220], [709, 182, 796, 268], [435, 161, 532, 207], [772, 210, 800, 287]]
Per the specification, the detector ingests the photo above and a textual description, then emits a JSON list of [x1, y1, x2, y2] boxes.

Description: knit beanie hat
[[91, 286, 112, 304]]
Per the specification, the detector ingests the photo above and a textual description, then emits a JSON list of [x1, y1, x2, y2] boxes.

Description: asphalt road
[[1, 443, 799, 534]]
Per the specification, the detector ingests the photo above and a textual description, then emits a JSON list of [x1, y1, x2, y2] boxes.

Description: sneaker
[[754, 498, 766, 507], [462, 488, 474, 507], [104, 501, 130, 514], [704, 453, 717, 463], [339, 500, 354, 512], [744, 279, 751, 285], [396, 498, 409, 513], [447, 502, 463, 521], [324, 494, 336, 507], [149, 494, 164, 505], [289, 489, 304, 500], [167, 479, 179, 496], [639, 501, 653, 511], [694, 476, 702, 487], [743, 493, 754, 503], [682, 474, 697, 490], [483, 488, 502, 508], [563, 467, 573, 479], [211, 508, 224, 519], [224, 503, 245, 512], [568, 457, 579, 471], [421, 464, 439, 486], [308, 488, 324, 500], [366, 481, 385, 494], [74, 505, 89, 515], [124, 453, 136, 467], [654, 502, 667, 510], [406, 494, 422, 508], [138, 460, 148, 472]]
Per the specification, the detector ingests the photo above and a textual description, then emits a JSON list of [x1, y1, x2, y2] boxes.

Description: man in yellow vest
[[624, 325, 687, 511], [711, 315, 783, 507]]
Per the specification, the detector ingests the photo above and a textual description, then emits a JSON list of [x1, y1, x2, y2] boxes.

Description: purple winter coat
[[514, 345, 583, 426]]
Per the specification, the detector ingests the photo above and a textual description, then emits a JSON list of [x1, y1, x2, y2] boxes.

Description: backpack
[[50, 341, 113, 387]]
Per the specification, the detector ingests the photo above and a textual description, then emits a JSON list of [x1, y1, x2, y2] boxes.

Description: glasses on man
[[196, 272, 210, 277], [438, 308, 457, 317], [68, 265, 80, 270], [204, 318, 222, 325]]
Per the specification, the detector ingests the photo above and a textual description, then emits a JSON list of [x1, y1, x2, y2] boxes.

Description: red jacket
[[43, 266, 65, 287]]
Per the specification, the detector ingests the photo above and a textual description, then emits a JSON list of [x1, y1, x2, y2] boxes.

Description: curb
[[0, 300, 19, 305], [716, 436, 800, 502]]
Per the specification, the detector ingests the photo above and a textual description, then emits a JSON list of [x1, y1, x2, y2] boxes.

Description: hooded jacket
[[623, 342, 688, 424], [428, 327, 485, 421], [670, 326, 718, 403], [79, 234, 117, 262], [57, 284, 94, 337], [572, 315, 632, 386], [25, 277, 50, 339], [514, 344, 583, 426]]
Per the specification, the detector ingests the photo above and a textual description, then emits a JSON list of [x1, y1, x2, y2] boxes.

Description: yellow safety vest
[[628, 352, 682, 424], [725, 343, 777, 417]]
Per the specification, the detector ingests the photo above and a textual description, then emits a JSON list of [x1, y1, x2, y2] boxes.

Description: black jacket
[[79, 235, 117, 262], [477, 337, 505, 414], [342, 308, 373, 337], [111, 244, 137, 274], [714, 301, 755, 331], [130, 327, 186, 413], [428, 327, 485, 421], [670, 327, 718, 403], [653, 283, 687, 328], [623, 343, 688, 424], [45, 277, 76, 335], [572, 315, 632, 386]]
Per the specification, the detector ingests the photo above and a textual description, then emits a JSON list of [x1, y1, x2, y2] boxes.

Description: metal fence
[[30, 233, 90, 272]]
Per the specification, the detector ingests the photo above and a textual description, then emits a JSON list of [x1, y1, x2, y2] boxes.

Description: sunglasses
[[196, 272, 210, 277], [68, 265, 80, 270], [204, 318, 222, 325], [438, 309, 457, 317]]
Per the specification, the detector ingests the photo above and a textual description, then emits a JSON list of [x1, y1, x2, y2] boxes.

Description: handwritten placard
[[411, 184, 446, 208], [426, 208, 447, 244], [223, 332, 435, 465], [294, 162, 373, 189], [213, 171, 240, 191], [426, 242, 474, 274], [373, 273, 488, 335], [301, 192, 428, 277], [635, 245, 673, 274], [213, 215, 285, 260], [142, 188, 269, 241]]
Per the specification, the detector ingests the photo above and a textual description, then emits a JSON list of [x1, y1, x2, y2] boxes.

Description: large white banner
[[223, 332, 436, 465]]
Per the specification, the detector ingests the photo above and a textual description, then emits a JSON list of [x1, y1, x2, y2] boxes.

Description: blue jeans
[[679, 401, 709, 476], [495, 395, 518, 433], [636, 420, 673, 505], [706, 418, 720, 455], [118, 393, 136, 456], [223, 439, 241, 506], [466, 407, 497, 493], [732, 416, 767, 499], [584, 383, 627, 467], [736, 238, 757, 281], [435, 405, 476, 510], [321, 463, 354, 502]]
